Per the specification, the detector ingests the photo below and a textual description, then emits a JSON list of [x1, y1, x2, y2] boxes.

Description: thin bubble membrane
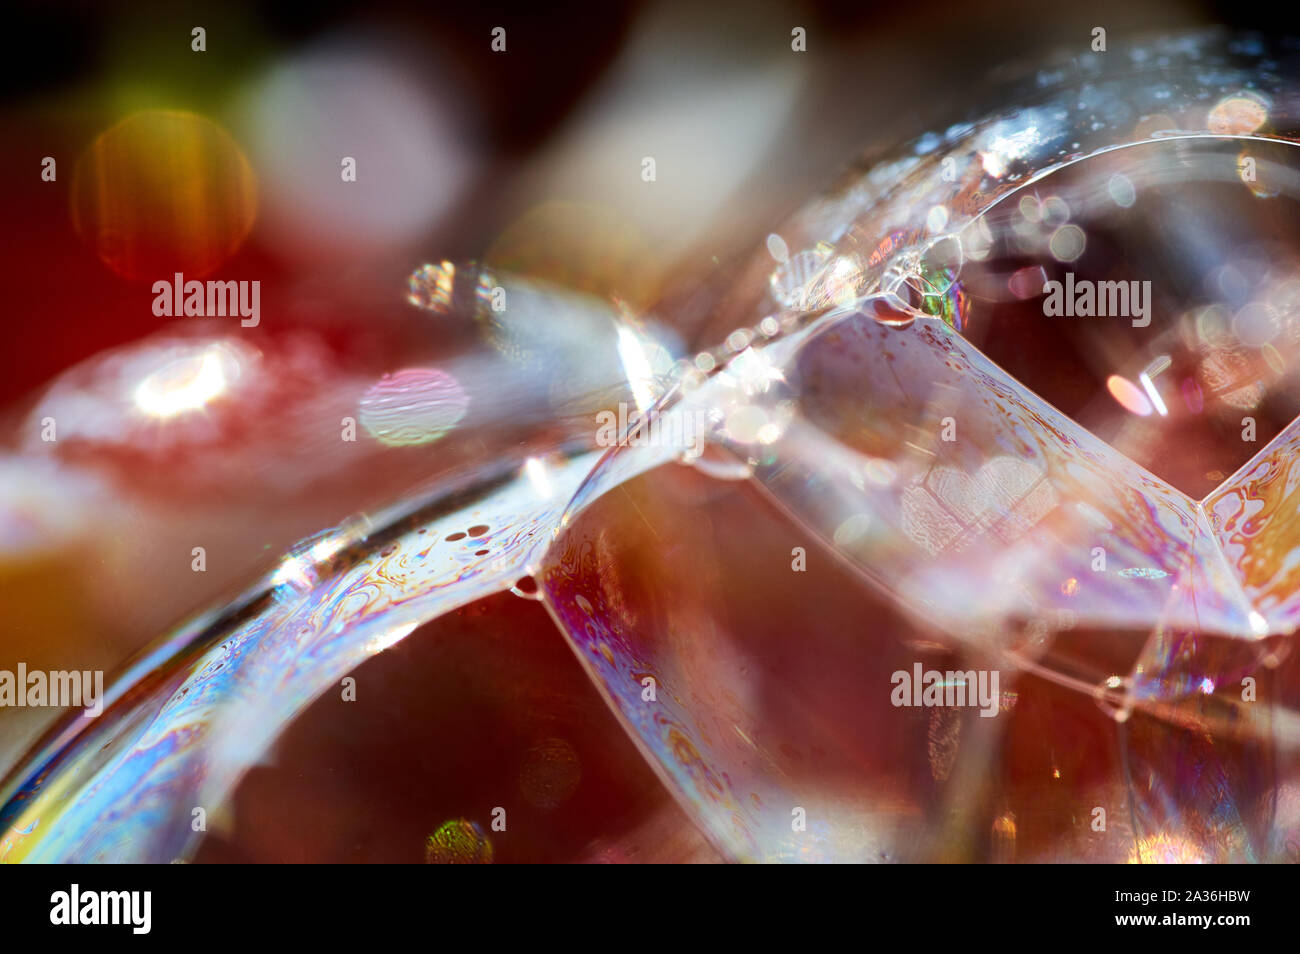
[[11, 30, 1300, 863]]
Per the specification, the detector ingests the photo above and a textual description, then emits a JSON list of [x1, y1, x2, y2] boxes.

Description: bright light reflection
[[524, 456, 554, 499], [366, 621, 419, 654], [616, 325, 658, 414], [310, 536, 346, 563], [134, 348, 230, 418]]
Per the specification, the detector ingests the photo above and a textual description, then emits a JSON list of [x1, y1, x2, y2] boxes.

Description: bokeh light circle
[[70, 110, 257, 279], [358, 368, 468, 447]]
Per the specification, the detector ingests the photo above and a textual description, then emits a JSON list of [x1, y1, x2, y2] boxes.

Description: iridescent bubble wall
[[8, 11, 1300, 870]]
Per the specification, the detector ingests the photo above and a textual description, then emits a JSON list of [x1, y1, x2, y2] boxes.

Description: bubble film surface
[[11, 29, 1300, 863]]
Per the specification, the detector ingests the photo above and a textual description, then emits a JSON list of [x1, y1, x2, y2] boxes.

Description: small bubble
[[509, 575, 543, 600], [726, 328, 754, 352], [1049, 224, 1086, 262], [1107, 173, 1136, 207], [425, 818, 493, 864], [407, 261, 456, 311]]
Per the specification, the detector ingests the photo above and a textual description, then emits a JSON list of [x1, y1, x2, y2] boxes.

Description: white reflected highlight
[[134, 348, 230, 419]]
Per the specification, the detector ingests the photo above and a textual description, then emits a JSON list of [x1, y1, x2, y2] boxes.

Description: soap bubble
[[425, 819, 493, 864], [12, 31, 1300, 865]]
